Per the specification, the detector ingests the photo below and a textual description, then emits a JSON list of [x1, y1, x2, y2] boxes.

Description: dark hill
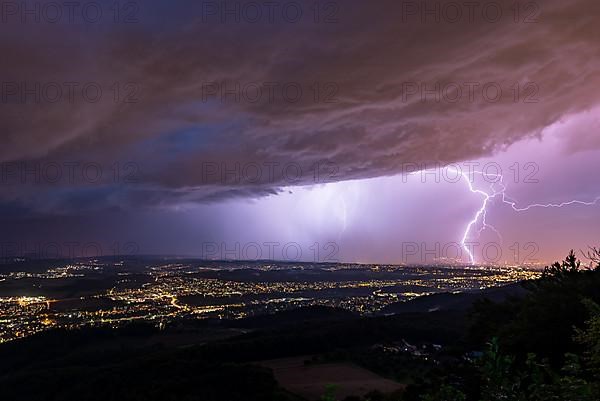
[[380, 283, 529, 314]]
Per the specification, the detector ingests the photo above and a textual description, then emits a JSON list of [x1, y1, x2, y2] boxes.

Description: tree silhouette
[[542, 250, 581, 279]]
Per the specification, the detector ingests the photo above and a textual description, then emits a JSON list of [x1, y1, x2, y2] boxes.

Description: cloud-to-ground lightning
[[417, 167, 600, 265], [446, 167, 501, 265], [463, 168, 599, 264]]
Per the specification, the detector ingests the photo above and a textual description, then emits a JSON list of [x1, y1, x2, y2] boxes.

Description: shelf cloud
[[2, 0, 600, 213]]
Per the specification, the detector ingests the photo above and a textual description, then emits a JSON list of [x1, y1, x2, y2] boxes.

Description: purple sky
[[1, 0, 599, 265]]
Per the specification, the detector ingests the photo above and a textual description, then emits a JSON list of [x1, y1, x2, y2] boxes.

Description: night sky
[[1, 0, 599, 264]]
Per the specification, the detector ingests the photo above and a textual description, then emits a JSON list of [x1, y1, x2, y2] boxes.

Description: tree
[[584, 247, 600, 270], [574, 299, 600, 377], [321, 384, 339, 401], [542, 250, 582, 279]]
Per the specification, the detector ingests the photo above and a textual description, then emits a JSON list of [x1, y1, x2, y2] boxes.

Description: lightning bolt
[[446, 167, 502, 265], [500, 194, 600, 212], [442, 167, 600, 265]]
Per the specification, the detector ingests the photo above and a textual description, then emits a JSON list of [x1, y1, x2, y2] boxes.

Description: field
[[261, 357, 404, 400]]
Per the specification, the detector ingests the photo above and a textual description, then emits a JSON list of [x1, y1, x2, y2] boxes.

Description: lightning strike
[[443, 167, 600, 265]]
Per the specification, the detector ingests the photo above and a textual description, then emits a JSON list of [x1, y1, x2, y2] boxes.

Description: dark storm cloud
[[2, 0, 600, 214]]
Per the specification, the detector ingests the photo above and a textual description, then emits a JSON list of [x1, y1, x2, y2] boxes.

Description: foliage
[[420, 250, 600, 401], [541, 250, 583, 278], [469, 250, 600, 367], [420, 384, 467, 401], [321, 384, 339, 401], [574, 299, 600, 371]]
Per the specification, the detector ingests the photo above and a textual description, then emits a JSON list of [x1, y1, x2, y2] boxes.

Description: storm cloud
[[2, 0, 600, 214]]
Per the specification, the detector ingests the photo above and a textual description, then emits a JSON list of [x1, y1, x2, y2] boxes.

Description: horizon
[[0, 250, 572, 268]]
